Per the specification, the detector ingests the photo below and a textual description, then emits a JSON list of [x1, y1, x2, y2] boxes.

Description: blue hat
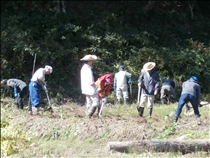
[[190, 76, 198, 82], [119, 66, 124, 70]]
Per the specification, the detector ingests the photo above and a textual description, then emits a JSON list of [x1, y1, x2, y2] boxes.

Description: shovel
[[137, 85, 142, 104], [129, 83, 132, 96], [44, 85, 53, 114], [98, 98, 106, 117]]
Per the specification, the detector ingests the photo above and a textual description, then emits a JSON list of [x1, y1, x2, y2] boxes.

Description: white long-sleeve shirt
[[31, 68, 46, 86], [80, 64, 97, 95]]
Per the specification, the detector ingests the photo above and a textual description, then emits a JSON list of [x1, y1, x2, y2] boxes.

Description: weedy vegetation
[[1, 97, 209, 157]]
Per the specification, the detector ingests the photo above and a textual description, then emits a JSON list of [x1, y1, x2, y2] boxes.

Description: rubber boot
[[97, 106, 102, 117], [174, 114, 178, 122], [28, 104, 32, 114], [148, 108, 153, 118], [171, 97, 176, 103], [124, 99, 129, 105], [88, 106, 97, 118], [19, 98, 24, 109], [20, 103, 24, 110], [16, 97, 21, 109], [117, 99, 122, 105], [16, 103, 20, 109], [137, 107, 144, 117], [166, 96, 170, 104], [161, 98, 165, 105], [85, 106, 90, 115]]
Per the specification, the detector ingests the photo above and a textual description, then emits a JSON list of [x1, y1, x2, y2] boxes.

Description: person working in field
[[1, 78, 27, 109], [113, 66, 132, 105], [137, 62, 160, 118], [28, 65, 53, 114], [174, 76, 201, 122], [160, 79, 176, 105], [95, 74, 113, 116], [80, 54, 99, 118]]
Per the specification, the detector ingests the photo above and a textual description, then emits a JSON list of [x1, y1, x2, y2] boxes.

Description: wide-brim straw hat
[[143, 62, 156, 71], [80, 55, 97, 61]]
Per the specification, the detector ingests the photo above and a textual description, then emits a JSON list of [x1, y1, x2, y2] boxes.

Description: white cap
[[80, 55, 97, 61], [45, 65, 53, 73]]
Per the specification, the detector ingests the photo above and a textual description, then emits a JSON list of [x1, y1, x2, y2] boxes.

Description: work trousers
[[15, 86, 27, 109], [175, 94, 200, 117], [29, 81, 41, 107], [86, 93, 99, 110], [160, 85, 176, 99], [138, 94, 155, 109], [116, 87, 129, 100]]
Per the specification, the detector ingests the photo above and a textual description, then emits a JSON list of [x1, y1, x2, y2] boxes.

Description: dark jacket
[[162, 79, 175, 89], [138, 70, 160, 95], [7, 79, 27, 92]]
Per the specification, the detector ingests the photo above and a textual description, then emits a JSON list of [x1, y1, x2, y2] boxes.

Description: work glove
[[114, 87, 116, 92], [42, 85, 48, 93], [14, 91, 18, 97]]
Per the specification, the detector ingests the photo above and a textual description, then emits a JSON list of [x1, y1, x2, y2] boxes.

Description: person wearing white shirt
[[80, 54, 99, 118], [29, 65, 53, 114]]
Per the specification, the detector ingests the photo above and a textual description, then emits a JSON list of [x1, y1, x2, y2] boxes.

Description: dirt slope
[[4, 102, 210, 157]]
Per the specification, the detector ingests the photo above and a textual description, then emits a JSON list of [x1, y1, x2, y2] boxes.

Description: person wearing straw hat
[[174, 76, 201, 122], [137, 62, 160, 118], [114, 66, 132, 105], [1, 78, 27, 109], [80, 54, 99, 118], [95, 74, 113, 116], [28, 65, 53, 114]]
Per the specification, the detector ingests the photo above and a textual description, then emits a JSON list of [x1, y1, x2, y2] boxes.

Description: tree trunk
[[188, 1, 196, 20], [107, 140, 210, 154], [53, 0, 66, 14]]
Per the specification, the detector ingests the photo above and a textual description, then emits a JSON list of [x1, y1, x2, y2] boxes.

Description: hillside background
[[1, 1, 210, 102]]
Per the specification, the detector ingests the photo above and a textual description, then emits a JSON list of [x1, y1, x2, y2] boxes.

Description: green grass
[[1, 97, 210, 157]]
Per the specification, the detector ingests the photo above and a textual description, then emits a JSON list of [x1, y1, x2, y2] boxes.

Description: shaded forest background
[[1, 1, 210, 102]]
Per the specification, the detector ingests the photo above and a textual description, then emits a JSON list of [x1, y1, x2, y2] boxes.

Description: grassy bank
[[1, 97, 210, 157]]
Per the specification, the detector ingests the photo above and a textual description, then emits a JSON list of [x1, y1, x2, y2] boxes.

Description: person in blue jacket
[[160, 79, 176, 105], [137, 62, 160, 118], [174, 76, 201, 122], [1, 78, 27, 109]]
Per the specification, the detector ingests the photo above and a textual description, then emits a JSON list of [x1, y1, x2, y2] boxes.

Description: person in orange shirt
[[95, 74, 113, 116]]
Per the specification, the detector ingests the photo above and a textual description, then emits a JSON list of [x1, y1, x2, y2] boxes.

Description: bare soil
[[3, 101, 210, 157]]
